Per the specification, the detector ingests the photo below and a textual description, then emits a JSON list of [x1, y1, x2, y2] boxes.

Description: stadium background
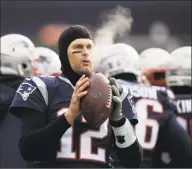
[[1, 1, 191, 52], [0, 1, 192, 168]]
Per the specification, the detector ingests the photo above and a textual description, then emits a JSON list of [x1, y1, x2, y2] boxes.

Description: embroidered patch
[[116, 135, 125, 144], [17, 83, 36, 101]]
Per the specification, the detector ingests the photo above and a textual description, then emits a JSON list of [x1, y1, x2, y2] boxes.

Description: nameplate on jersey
[[175, 99, 192, 114], [16, 83, 36, 101]]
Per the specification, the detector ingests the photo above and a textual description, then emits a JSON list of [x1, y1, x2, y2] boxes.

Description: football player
[[35, 47, 62, 76], [161, 46, 192, 167], [166, 46, 192, 138], [1, 34, 40, 76], [93, 43, 192, 168], [0, 33, 36, 123], [140, 48, 171, 87], [10, 25, 143, 168], [0, 34, 35, 167]]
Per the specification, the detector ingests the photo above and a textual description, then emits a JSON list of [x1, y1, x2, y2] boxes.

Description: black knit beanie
[[58, 25, 92, 86]]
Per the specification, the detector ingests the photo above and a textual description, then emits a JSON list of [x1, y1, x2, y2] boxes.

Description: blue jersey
[[173, 94, 192, 139], [116, 79, 189, 168], [10, 74, 138, 167], [159, 93, 192, 168], [0, 76, 26, 168], [0, 84, 16, 121]]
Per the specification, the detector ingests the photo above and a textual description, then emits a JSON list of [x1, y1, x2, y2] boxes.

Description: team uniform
[[10, 74, 139, 168], [113, 79, 191, 168], [158, 93, 192, 168], [0, 75, 26, 168], [174, 94, 192, 139], [160, 46, 192, 167], [0, 76, 23, 122]]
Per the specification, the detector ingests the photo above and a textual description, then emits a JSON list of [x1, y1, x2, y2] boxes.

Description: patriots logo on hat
[[17, 83, 36, 101]]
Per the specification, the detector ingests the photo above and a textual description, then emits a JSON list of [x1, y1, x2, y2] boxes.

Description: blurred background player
[[140, 48, 171, 87], [35, 47, 62, 76], [93, 43, 192, 168], [159, 46, 192, 167], [166, 46, 192, 138], [1, 34, 40, 76], [0, 33, 36, 123], [139, 47, 176, 102], [0, 34, 36, 168]]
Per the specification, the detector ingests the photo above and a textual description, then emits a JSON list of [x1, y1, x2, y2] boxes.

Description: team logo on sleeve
[[17, 83, 36, 101]]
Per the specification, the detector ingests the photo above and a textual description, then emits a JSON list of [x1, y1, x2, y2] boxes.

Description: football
[[80, 73, 113, 128]]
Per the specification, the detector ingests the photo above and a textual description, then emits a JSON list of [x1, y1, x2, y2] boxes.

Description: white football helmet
[[1, 34, 40, 76], [140, 48, 171, 86], [166, 46, 191, 87], [93, 43, 141, 81], [35, 47, 62, 76], [1, 34, 35, 51], [1, 47, 33, 77]]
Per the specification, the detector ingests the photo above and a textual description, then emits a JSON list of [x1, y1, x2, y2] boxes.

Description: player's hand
[[109, 77, 124, 122], [65, 75, 89, 124]]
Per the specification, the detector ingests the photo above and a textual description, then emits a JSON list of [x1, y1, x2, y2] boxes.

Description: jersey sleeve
[[157, 90, 178, 114], [10, 77, 48, 116], [164, 113, 192, 167], [121, 86, 138, 126]]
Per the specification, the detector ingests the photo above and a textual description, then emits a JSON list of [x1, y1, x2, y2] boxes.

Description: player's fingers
[[76, 75, 87, 85], [108, 77, 113, 85], [109, 78, 123, 94], [112, 85, 120, 97], [112, 96, 122, 109], [112, 78, 119, 89], [75, 77, 89, 91], [112, 95, 120, 101], [80, 74, 86, 80], [112, 96, 122, 108], [75, 75, 86, 91], [77, 81, 89, 93], [109, 77, 119, 88], [112, 96, 121, 103], [77, 91, 88, 99]]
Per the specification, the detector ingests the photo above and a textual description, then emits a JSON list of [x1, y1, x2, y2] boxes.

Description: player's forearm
[[110, 117, 143, 167], [19, 109, 71, 161]]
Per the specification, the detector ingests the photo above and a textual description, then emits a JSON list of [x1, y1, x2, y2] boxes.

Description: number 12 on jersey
[[56, 108, 109, 163]]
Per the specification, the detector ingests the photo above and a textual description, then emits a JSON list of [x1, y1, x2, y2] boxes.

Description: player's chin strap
[[111, 118, 136, 148]]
